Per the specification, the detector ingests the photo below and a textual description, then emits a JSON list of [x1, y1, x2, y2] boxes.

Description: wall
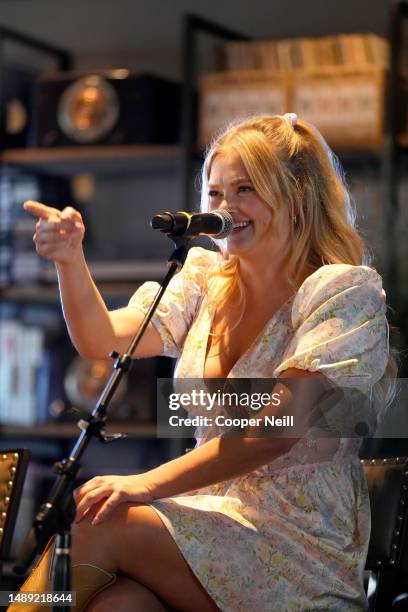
[[0, 0, 390, 78]]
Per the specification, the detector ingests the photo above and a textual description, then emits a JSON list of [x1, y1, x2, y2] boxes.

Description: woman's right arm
[[25, 200, 164, 360]]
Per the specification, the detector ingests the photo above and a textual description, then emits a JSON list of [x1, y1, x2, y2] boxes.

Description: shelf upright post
[[383, 0, 406, 308], [0, 25, 72, 153], [0, 32, 4, 153], [180, 14, 249, 212]]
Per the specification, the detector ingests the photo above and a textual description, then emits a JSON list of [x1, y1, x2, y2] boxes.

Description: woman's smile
[[230, 218, 253, 237], [207, 150, 290, 262]]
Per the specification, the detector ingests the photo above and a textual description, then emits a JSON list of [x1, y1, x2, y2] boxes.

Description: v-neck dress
[[128, 246, 389, 612]]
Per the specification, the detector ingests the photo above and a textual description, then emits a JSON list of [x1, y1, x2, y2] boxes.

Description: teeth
[[233, 221, 250, 229]]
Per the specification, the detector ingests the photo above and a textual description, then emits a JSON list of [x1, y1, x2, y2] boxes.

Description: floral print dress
[[128, 247, 389, 612]]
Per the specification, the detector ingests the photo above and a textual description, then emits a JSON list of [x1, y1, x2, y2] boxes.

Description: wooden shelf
[[0, 260, 168, 302], [0, 282, 138, 303], [41, 259, 167, 282], [0, 142, 388, 179], [0, 145, 180, 176], [0, 421, 158, 439]]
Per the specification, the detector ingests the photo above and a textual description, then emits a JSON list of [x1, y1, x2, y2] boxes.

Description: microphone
[[151, 210, 233, 239]]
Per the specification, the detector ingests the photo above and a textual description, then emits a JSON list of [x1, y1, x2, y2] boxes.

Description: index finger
[[24, 200, 62, 221]]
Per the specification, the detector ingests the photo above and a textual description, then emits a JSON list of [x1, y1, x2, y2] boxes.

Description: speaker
[[29, 71, 181, 147], [1, 66, 36, 148], [36, 343, 174, 424]]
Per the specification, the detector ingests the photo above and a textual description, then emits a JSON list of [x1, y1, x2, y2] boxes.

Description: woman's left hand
[[73, 473, 156, 525]]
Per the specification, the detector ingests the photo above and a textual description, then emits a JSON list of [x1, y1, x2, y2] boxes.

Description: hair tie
[[281, 113, 298, 128]]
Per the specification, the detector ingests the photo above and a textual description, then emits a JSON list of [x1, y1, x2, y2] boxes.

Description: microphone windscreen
[[150, 213, 173, 231], [214, 210, 233, 239]]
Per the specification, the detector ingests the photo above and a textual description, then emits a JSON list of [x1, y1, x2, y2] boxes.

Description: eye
[[208, 189, 220, 198], [238, 185, 253, 193]]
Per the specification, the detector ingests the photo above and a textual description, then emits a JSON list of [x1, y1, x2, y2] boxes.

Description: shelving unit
[[0, 145, 179, 176], [0, 26, 185, 535], [1, 10, 406, 430], [383, 0, 408, 311], [1, 281, 141, 302], [180, 6, 408, 314], [0, 421, 157, 439]]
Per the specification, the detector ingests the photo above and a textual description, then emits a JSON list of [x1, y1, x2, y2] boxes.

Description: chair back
[[361, 456, 408, 610], [0, 449, 29, 570], [362, 457, 408, 570]]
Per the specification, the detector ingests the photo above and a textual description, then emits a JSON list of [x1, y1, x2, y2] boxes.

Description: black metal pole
[[180, 14, 249, 213], [0, 26, 72, 70], [383, 0, 404, 307], [180, 15, 196, 213], [0, 32, 5, 150]]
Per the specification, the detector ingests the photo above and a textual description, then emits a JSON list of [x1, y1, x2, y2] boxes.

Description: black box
[[29, 71, 181, 147]]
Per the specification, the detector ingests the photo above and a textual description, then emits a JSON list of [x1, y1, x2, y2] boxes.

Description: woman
[[13, 113, 390, 611]]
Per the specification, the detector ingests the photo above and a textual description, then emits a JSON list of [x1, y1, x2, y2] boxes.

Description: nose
[[219, 198, 235, 212]]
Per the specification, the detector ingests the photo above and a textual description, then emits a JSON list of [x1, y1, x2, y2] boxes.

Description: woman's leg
[[85, 576, 169, 612], [71, 500, 220, 612]]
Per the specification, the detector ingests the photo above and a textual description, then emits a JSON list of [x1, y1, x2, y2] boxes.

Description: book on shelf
[[296, 37, 318, 71], [0, 167, 43, 287], [0, 319, 44, 426], [220, 33, 390, 72], [0, 170, 15, 288], [0, 319, 19, 423]]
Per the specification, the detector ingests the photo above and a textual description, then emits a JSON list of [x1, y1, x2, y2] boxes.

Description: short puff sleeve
[[274, 264, 389, 388], [128, 246, 217, 358]]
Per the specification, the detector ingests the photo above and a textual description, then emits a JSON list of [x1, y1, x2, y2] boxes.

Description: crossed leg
[[71, 499, 220, 612], [86, 576, 169, 612]]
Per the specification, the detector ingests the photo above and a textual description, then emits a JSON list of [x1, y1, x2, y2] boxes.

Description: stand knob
[[99, 430, 128, 443]]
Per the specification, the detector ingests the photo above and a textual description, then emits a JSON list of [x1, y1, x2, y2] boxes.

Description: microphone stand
[[14, 238, 190, 612]]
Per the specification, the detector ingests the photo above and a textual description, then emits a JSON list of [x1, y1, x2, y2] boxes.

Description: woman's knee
[[73, 500, 139, 536], [71, 501, 153, 561], [70, 501, 134, 569]]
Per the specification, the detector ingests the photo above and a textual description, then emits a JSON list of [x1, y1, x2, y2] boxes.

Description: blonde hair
[[200, 114, 396, 404], [201, 114, 365, 284]]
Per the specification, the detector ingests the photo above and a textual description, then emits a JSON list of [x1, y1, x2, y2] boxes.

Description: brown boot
[[7, 536, 116, 611]]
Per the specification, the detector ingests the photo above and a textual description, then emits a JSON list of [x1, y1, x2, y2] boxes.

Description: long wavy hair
[[200, 114, 396, 408], [201, 114, 365, 277]]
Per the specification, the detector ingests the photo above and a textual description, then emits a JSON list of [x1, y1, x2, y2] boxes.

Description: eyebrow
[[208, 177, 252, 187]]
